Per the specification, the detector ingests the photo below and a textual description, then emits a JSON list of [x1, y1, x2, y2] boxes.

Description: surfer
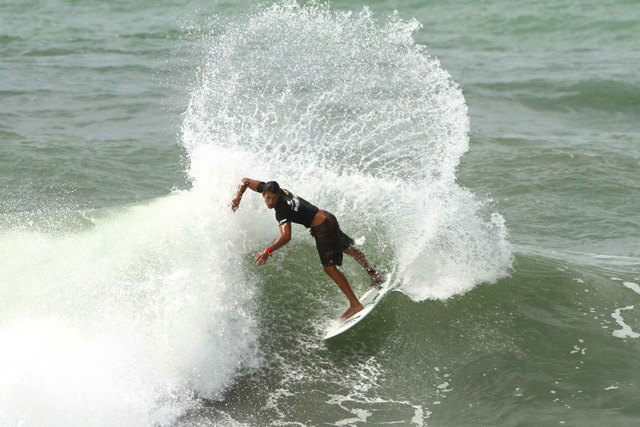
[[231, 178, 384, 318]]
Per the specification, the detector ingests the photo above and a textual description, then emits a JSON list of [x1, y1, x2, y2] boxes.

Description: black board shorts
[[309, 212, 355, 267]]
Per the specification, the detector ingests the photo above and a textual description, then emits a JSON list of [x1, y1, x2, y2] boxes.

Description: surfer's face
[[262, 191, 279, 209]]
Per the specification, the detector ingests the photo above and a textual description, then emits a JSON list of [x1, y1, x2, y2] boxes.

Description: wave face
[[182, 2, 512, 302]]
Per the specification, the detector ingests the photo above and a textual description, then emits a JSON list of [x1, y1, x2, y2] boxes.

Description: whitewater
[[0, 3, 510, 425]]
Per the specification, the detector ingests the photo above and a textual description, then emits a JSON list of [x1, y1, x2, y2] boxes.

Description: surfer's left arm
[[254, 222, 292, 267]]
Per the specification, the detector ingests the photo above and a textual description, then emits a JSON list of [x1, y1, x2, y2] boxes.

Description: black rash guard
[[258, 183, 319, 228]]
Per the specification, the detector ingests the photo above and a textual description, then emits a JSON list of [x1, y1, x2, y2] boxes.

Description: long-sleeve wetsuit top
[[257, 183, 319, 228]]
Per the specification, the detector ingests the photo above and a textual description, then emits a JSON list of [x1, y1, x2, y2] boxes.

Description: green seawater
[[1, 1, 639, 426]]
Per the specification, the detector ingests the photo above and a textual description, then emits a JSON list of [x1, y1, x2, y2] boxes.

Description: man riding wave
[[231, 178, 384, 319]]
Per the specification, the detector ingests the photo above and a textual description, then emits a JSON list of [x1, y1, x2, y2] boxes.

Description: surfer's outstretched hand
[[230, 197, 241, 212], [254, 250, 269, 267]]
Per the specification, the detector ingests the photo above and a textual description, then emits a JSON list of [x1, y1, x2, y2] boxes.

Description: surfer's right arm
[[231, 178, 262, 212]]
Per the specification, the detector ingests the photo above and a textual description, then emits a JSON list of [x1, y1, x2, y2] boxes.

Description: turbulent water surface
[[1, 0, 639, 426]]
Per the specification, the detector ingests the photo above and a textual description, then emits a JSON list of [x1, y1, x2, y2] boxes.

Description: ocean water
[[1, 0, 639, 426]]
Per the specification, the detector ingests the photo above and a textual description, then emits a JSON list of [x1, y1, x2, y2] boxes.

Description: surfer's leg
[[343, 247, 384, 285], [323, 265, 363, 318], [343, 246, 373, 270]]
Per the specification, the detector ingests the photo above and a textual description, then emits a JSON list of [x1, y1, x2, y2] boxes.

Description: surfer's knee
[[323, 265, 337, 275]]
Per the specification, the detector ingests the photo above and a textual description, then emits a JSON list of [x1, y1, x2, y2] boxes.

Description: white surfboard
[[322, 279, 394, 340]]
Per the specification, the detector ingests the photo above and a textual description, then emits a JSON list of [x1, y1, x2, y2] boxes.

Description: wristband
[[265, 247, 273, 256]]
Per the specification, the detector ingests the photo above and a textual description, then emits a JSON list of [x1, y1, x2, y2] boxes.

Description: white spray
[[0, 2, 512, 426]]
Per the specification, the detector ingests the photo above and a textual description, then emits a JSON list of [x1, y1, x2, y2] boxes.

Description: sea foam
[[0, 171, 260, 425]]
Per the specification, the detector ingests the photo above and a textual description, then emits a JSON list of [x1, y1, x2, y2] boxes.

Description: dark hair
[[263, 181, 280, 194]]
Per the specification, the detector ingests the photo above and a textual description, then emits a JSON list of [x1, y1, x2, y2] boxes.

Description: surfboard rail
[[322, 279, 394, 340]]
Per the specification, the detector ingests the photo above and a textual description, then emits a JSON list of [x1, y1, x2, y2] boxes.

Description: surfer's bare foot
[[341, 303, 363, 319], [368, 270, 385, 288]]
